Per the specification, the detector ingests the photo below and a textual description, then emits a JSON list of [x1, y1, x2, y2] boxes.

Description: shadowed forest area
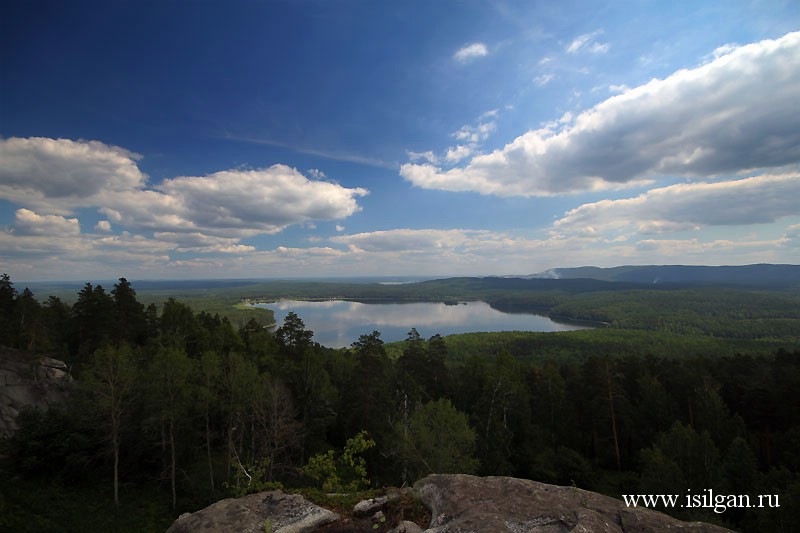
[[0, 273, 798, 531]]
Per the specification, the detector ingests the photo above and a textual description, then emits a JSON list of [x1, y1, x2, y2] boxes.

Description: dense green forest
[[1, 273, 799, 531]]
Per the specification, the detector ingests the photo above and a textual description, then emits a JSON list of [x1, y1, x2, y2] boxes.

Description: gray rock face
[[166, 490, 339, 533], [0, 347, 72, 438], [390, 520, 424, 533], [353, 495, 389, 516], [414, 474, 733, 533]]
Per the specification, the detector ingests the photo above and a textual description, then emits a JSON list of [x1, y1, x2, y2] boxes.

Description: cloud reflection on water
[[258, 300, 590, 348]]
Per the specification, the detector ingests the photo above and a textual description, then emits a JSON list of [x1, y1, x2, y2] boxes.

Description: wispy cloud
[[219, 133, 397, 169], [534, 73, 555, 86], [454, 42, 489, 63], [406, 110, 499, 171], [452, 121, 496, 143], [703, 42, 740, 63], [407, 150, 438, 164], [566, 30, 609, 54]]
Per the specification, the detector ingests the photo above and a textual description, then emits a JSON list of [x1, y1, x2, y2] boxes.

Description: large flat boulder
[[414, 474, 733, 533], [166, 490, 339, 533]]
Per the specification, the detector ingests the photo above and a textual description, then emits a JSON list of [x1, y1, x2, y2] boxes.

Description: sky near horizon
[[1, 1, 799, 282]]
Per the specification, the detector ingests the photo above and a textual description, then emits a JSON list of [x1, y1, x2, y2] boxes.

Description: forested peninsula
[[1, 269, 799, 531]]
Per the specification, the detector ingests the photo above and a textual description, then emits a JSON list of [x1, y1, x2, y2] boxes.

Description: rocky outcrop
[[167, 476, 732, 532], [414, 474, 733, 533], [390, 521, 424, 533], [166, 490, 339, 533], [0, 347, 73, 438], [353, 495, 389, 516]]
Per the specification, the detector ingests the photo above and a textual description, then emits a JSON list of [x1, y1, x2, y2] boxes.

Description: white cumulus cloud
[[553, 173, 800, 236], [12, 208, 81, 236], [152, 166, 368, 236], [445, 145, 474, 164], [0, 137, 147, 214], [95, 220, 112, 232], [0, 138, 369, 242], [402, 32, 800, 196]]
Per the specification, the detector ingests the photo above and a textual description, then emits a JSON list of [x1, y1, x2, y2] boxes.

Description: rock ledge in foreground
[[414, 474, 733, 533], [166, 490, 339, 533]]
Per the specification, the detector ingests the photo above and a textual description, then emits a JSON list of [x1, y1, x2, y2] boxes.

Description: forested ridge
[[534, 263, 800, 287], [1, 273, 799, 532]]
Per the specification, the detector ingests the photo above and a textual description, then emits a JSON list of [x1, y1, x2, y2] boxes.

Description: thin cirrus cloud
[[566, 30, 609, 54], [453, 42, 489, 63], [401, 32, 800, 197], [553, 173, 800, 236], [0, 137, 369, 242]]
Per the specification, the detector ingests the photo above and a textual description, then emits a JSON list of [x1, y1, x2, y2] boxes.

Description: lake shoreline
[[249, 298, 598, 348]]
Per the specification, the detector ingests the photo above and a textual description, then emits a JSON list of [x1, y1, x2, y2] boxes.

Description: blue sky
[[1, 0, 799, 281]]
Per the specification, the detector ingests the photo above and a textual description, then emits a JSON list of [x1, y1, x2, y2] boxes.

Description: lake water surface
[[254, 300, 592, 348]]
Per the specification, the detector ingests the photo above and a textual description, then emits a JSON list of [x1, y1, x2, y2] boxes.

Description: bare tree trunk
[[206, 410, 215, 492]]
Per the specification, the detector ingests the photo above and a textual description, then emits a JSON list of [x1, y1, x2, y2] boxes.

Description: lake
[[254, 299, 593, 348]]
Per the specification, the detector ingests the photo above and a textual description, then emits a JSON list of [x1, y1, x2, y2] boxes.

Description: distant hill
[[528, 264, 800, 288]]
